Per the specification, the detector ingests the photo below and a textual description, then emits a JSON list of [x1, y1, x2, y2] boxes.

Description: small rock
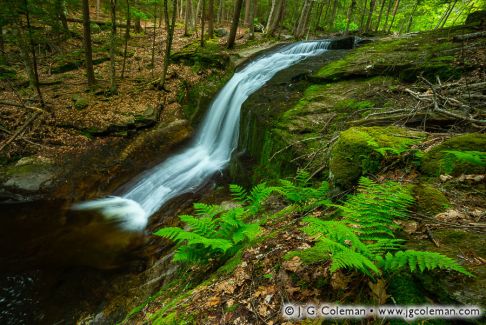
[[439, 174, 453, 182]]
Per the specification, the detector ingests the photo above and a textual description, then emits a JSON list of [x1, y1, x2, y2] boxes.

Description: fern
[[441, 150, 486, 174], [154, 183, 270, 264], [286, 178, 471, 277]]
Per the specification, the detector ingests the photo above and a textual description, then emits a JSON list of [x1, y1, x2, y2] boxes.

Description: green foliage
[[276, 169, 330, 212], [442, 150, 486, 173], [154, 182, 277, 264], [286, 178, 471, 277]]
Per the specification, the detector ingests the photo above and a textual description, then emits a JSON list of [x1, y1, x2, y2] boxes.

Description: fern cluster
[[442, 150, 486, 173], [276, 169, 331, 212], [154, 182, 274, 264], [287, 178, 471, 277]]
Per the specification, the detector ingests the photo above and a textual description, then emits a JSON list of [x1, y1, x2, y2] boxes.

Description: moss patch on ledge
[[312, 26, 478, 83], [329, 126, 426, 188], [421, 133, 486, 176]]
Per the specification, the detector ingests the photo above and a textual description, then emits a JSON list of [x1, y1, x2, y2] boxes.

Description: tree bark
[[109, 0, 117, 93], [184, 0, 191, 35], [440, 0, 458, 29], [208, 0, 214, 38], [365, 0, 376, 32], [96, 0, 101, 19], [82, 0, 96, 86], [121, 0, 130, 78], [382, 0, 394, 31], [266, 0, 284, 36], [249, 0, 256, 39], [359, 0, 367, 32], [345, 0, 357, 34], [374, 0, 387, 31], [244, 0, 251, 26], [160, 0, 177, 89], [227, 0, 244, 49], [294, 0, 313, 39], [217, 0, 223, 23], [200, 0, 205, 46], [387, 0, 400, 33], [0, 23, 5, 65]]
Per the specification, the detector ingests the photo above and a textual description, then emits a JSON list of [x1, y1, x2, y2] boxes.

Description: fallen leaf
[[282, 256, 303, 273], [369, 279, 389, 304], [331, 271, 350, 290]]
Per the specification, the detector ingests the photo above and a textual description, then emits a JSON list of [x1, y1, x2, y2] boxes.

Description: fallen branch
[[453, 31, 486, 42], [0, 100, 48, 114], [0, 112, 41, 152]]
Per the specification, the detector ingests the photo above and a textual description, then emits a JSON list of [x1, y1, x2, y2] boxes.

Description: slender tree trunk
[[374, 0, 387, 31], [406, 0, 418, 33], [109, 0, 117, 93], [208, 0, 214, 38], [345, 0, 357, 34], [217, 0, 223, 23], [249, 0, 256, 39], [184, 0, 191, 35], [440, 0, 458, 29], [200, 0, 206, 46], [313, 1, 325, 33], [359, 0, 367, 32], [134, 0, 142, 32], [227, 0, 244, 49], [295, 0, 312, 39], [24, 0, 45, 109], [151, 2, 157, 73], [121, 0, 130, 78], [382, 0, 394, 31], [160, 0, 177, 89], [96, 0, 101, 19], [244, 0, 251, 26], [322, 0, 331, 30], [387, 0, 400, 33], [365, 0, 376, 32], [82, 0, 96, 86], [329, 0, 338, 30], [266, 0, 284, 36], [0, 23, 6, 65]]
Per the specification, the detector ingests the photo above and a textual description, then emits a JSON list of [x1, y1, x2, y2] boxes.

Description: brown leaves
[[368, 279, 389, 304], [282, 256, 303, 273], [330, 271, 351, 290]]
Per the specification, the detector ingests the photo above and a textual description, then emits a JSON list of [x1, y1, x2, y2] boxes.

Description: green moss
[[413, 184, 450, 216], [421, 133, 486, 176], [388, 272, 427, 305], [329, 126, 425, 187]]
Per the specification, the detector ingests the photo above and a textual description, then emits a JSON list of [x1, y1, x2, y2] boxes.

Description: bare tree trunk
[[96, 0, 101, 19], [345, 0, 357, 34], [294, 0, 313, 39], [406, 0, 418, 33], [387, 0, 400, 33], [208, 0, 214, 38], [217, 0, 223, 23], [151, 2, 157, 74], [382, 0, 394, 31], [374, 0, 387, 31], [313, 1, 325, 33], [440, 0, 458, 29], [109, 0, 117, 93], [184, 0, 191, 35], [23, 0, 46, 109], [244, 0, 251, 26], [82, 0, 96, 86], [365, 0, 376, 32], [227, 0, 244, 49], [249, 0, 256, 39], [359, 0, 367, 32], [266, 0, 284, 36], [160, 0, 177, 89], [200, 0, 205, 46], [121, 0, 130, 78], [0, 23, 6, 65]]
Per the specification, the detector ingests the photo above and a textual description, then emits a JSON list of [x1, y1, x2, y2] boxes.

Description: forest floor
[[123, 24, 485, 324]]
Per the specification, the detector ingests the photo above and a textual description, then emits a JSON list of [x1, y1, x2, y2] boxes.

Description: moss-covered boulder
[[413, 183, 450, 216], [420, 133, 486, 176], [329, 126, 425, 188]]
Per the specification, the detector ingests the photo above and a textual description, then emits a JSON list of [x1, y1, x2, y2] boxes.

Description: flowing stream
[[73, 40, 331, 231]]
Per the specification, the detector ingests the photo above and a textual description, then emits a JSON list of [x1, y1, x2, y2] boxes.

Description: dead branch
[[453, 31, 486, 42], [0, 112, 41, 152], [0, 100, 48, 114]]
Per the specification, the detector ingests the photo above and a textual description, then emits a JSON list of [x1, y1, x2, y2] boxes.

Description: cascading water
[[73, 40, 331, 231]]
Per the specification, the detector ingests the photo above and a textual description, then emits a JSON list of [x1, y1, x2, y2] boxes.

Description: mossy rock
[[329, 126, 425, 188], [420, 133, 486, 176], [413, 183, 450, 216], [72, 94, 89, 110]]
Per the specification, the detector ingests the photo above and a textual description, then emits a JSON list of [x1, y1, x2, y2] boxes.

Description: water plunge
[[73, 40, 331, 231]]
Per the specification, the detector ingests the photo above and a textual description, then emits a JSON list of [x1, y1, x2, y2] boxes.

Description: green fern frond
[[179, 215, 217, 238], [376, 250, 472, 276], [229, 184, 248, 204], [193, 203, 222, 218]]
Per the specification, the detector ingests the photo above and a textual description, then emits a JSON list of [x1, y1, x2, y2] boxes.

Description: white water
[[73, 40, 331, 231]]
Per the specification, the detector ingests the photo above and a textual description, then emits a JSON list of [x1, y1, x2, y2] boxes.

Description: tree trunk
[[249, 0, 256, 39], [24, 0, 46, 109], [208, 0, 214, 38], [160, 0, 178, 89], [382, 0, 394, 31], [406, 0, 418, 33], [0, 23, 6, 65], [374, 0, 387, 31], [109, 0, 117, 93], [56, 0, 69, 36], [313, 1, 325, 33], [121, 0, 130, 78], [266, 0, 284, 36], [387, 0, 400, 33], [440, 0, 458, 29], [244, 0, 251, 26], [96, 0, 101, 19], [151, 2, 157, 73], [184, 0, 191, 35], [345, 0, 357, 34], [217, 0, 223, 23], [365, 0, 376, 32], [294, 0, 312, 39], [227, 0, 244, 49], [82, 0, 96, 86], [329, 0, 338, 30], [359, 0, 367, 32], [200, 0, 205, 46]]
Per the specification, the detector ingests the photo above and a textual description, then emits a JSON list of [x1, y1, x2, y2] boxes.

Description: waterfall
[[73, 40, 331, 231]]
